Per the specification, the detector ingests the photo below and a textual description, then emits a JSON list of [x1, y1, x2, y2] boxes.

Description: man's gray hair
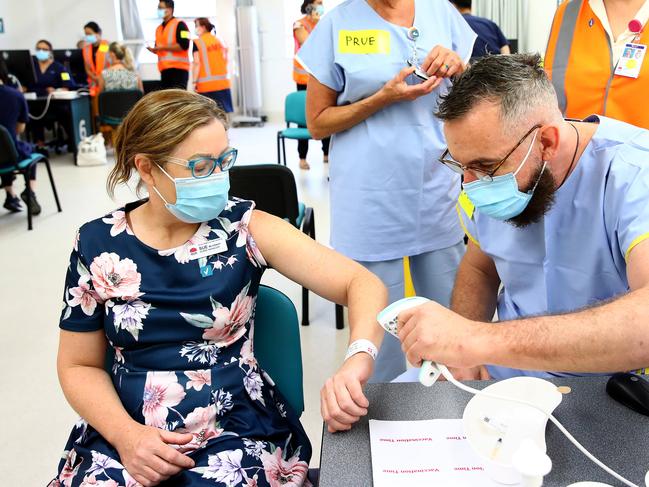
[[436, 53, 562, 130]]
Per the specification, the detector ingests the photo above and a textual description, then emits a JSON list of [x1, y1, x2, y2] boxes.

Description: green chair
[[254, 284, 304, 415], [277, 91, 312, 166], [0, 125, 62, 230], [97, 90, 143, 127], [104, 285, 305, 416]]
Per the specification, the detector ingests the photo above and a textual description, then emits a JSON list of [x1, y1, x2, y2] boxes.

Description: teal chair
[[277, 91, 312, 166], [97, 90, 144, 127], [104, 285, 305, 416], [255, 284, 304, 415], [0, 125, 62, 230]]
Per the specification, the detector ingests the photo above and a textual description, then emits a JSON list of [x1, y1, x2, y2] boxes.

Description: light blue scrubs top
[[297, 0, 476, 261], [458, 116, 649, 379]]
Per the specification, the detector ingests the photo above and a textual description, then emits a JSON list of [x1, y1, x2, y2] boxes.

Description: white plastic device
[[376, 297, 647, 487]]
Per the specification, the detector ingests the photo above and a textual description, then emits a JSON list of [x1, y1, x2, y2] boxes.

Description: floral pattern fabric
[[49, 199, 312, 487]]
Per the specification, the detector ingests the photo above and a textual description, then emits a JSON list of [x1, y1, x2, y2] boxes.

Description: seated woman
[[27, 39, 76, 152], [98, 42, 143, 93], [49, 89, 386, 486]]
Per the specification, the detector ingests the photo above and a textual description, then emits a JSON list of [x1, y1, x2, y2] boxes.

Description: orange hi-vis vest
[[293, 16, 317, 84], [545, 0, 649, 129], [155, 18, 190, 72], [83, 40, 110, 96], [194, 33, 230, 93]]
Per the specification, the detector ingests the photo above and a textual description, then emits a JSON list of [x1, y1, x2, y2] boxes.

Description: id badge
[[615, 43, 646, 78]]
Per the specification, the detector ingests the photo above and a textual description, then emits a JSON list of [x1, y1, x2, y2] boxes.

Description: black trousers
[[296, 84, 330, 159], [1, 164, 36, 188], [160, 68, 189, 90]]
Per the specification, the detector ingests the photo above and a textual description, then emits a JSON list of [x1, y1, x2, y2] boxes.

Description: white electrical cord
[[28, 88, 90, 121], [436, 364, 640, 487], [28, 91, 54, 120]]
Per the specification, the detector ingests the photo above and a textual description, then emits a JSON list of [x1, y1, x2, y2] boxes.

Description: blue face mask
[[85, 34, 98, 44], [463, 130, 547, 221], [315, 4, 325, 16], [157, 8, 167, 19], [153, 165, 230, 224], [35, 50, 50, 62]]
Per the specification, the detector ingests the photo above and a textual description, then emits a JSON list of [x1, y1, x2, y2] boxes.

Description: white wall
[[0, 0, 119, 50], [524, 0, 557, 54]]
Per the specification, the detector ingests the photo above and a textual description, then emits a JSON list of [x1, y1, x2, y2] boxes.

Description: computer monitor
[[53, 48, 87, 86], [508, 39, 519, 54], [0, 50, 36, 88]]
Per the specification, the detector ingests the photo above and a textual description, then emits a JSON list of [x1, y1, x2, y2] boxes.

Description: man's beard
[[507, 162, 557, 228]]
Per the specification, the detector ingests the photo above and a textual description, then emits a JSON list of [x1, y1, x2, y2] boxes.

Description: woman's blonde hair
[[109, 89, 228, 197], [108, 41, 135, 71]]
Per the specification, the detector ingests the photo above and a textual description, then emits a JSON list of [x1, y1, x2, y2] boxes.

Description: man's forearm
[[479, 287, 649, 373], [451, 257, 499, 322]]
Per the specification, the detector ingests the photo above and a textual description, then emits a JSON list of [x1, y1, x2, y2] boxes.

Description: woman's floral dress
[[49, 199, 312, 487]]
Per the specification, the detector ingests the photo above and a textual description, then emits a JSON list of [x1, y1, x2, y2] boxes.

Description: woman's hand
[[321, 353, 374, 433], [421, 45, 466, 78], [46, 87, 55, 94], [379, 66, 443, 104], [113, 423, 195, 486]]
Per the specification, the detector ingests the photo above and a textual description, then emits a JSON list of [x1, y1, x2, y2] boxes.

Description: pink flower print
[[243, 475, 259, 487], [175, 405, 223, 452], [226, 255, 238, 267], [90, 253, 141, 302], [246, 234, 267, 268], [59, 449, 80, 485], [79, 475, 119, 487], [239, 338, 257, 368], [158, 223, 212, 264], [202, 289, 254, 346], [234, 209, 253, 248], [142, 372, 186, 428], [102, 210, 134, 237], [185, 370, 211, 391], [68, 276, 100, 315], [260, 447, 309, 487]]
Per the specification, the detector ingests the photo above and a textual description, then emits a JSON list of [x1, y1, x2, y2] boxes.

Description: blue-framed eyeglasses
[[164, 148, 238, 178]]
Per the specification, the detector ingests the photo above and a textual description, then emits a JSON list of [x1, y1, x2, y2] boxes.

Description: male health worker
[[394, 54, 649, 383]]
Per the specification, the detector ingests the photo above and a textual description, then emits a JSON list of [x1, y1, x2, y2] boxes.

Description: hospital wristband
[[345, 339, 378, 361]]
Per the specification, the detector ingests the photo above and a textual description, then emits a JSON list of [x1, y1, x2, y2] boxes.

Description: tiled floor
[[0, 123, 349, 484]]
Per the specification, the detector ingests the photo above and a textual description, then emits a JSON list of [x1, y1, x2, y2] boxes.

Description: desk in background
[[27, 93, 93, 165], [319, 377, 649, 486]]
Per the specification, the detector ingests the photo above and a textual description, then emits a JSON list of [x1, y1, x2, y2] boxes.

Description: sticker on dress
[[189, 238, 228, 261], [338, 29, 390, 54]]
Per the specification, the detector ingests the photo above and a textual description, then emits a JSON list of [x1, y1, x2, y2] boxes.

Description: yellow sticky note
[[338, 30, 390, 54], [180, 30, 190, 39], [61, 72, 71, 81], [458, 191, 475, 219], [99, 43, 109, 53]]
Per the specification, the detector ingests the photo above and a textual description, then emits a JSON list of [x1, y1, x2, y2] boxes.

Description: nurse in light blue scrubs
[[298, 0, 476, 382], [396, 54, 649, 382]]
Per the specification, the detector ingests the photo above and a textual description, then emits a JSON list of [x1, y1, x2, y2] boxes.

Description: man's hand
[[397, 301, 487, 370], [321, 352, 374, 433], [146, 46, 159, 54]]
